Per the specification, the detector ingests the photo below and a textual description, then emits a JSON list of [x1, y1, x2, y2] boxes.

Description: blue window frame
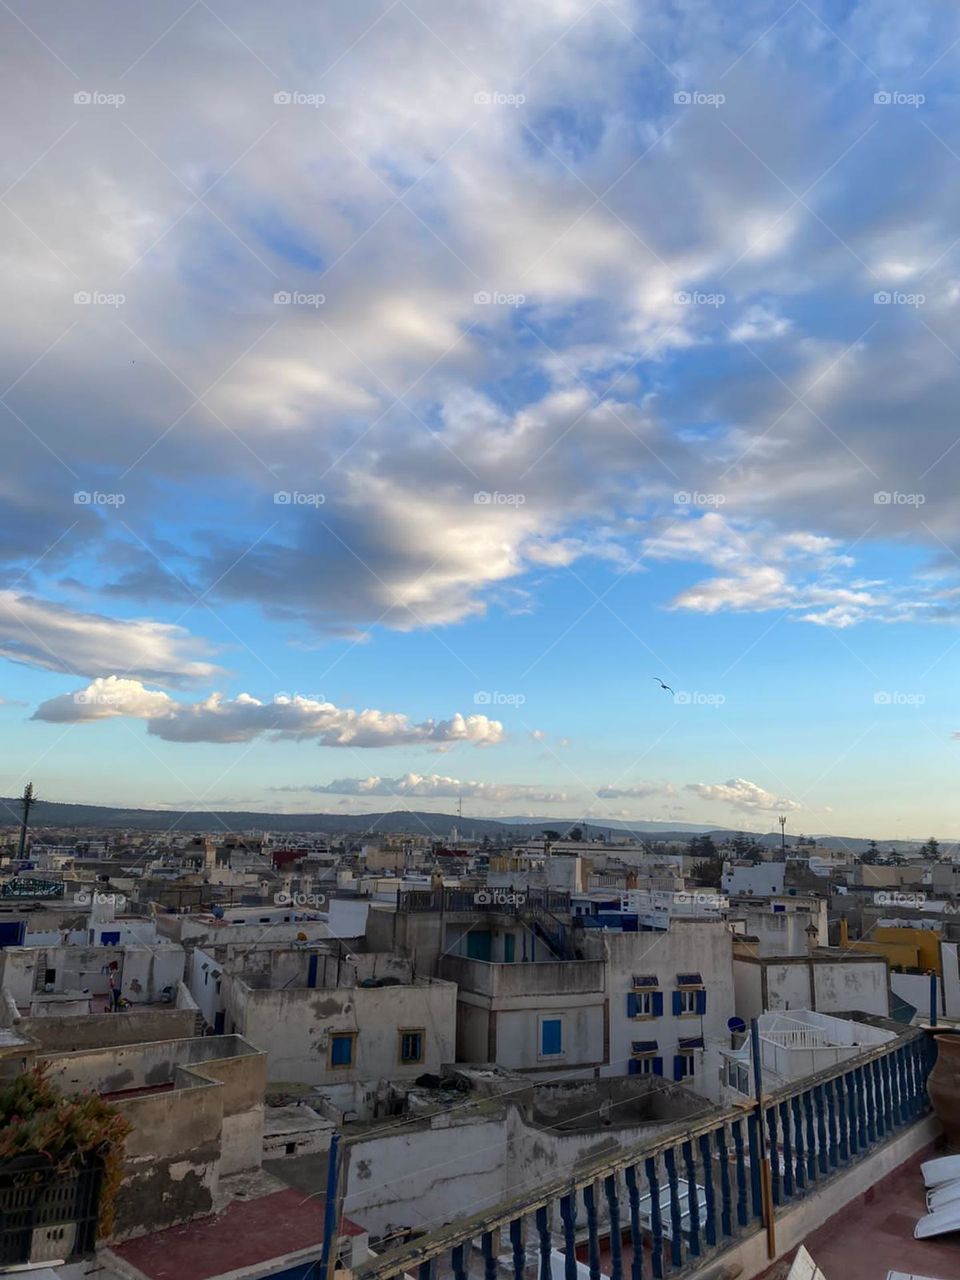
[[541, 1018, 563, 1055], [400, 1030, 424, 1063], [330, 1033, 354, 1067]]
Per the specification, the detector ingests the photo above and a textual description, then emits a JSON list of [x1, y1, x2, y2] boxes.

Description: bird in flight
[[652, 677, 675, 695]]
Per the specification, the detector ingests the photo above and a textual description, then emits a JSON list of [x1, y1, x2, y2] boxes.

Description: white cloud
[[686, 777, 800, 814], [290, 773, 568, 803], [596, 781, 676, 799], [32, 680, 505, 748], [0, 593, 219, 685]]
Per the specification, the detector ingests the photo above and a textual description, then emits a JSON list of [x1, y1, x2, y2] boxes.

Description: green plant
[[0, 1065, 131, 1238]]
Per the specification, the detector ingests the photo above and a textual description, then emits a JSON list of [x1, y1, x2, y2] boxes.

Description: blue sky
[[3, 0, 960, 836]]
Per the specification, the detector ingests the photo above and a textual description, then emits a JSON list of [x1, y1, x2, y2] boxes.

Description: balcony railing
[[354, 1029, 935, 1280]]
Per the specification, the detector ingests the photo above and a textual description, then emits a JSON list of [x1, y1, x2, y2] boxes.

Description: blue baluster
[[854, 1067, 868, 1150], [863, 1063, 878, 1146], [835, 1076, 849, 1162], [560, 1195, 578, 1280], [871, 1058, 885, 1140], [625, 1165, 646, 1280], [584, 1182, 602, 1280], [912, 1041, 927, 1117], [766, 1107, 781, 1206], [715, 1126, 733, 1236], [452, 1243, 468, 1280], [802, 1090, 817, 1182], [663, 1147, 684, 1269], [875, 1056, 888, 1137], [681, 1141, 701, 1257], [536, 1206, 552, 1280], [732, 1119, 750, 1227], [510, 1218, 525, 1280], [791, 1096, 806, 1192], [909, 1041, 923, 1117], [824, 1075, 839, 1167], [892, 1046, 906, 1126], [605, 1174, 625, 1280], [699, 1133, 717, 1246], [779, 1101, 793, 1199], [814, 1083, 829, 1174], [641, 1158, 663, 1280], [746, 1112, 763, 1218], [482, 1231, 497, 1280]]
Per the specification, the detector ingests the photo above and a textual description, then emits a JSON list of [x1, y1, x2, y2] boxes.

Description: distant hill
[[0, 795, 951, 854], [0, 797, 735, 840]]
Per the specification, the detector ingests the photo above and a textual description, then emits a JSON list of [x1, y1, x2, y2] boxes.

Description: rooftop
[[108, 1184, 364, 1280], [762, 1145, 960, 1280]]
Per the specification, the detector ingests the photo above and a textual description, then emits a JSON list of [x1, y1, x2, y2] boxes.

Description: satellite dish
[[727, 1016, 747, 1034]]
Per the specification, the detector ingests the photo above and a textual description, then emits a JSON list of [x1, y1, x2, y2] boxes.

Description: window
[[629, 1042, 661, 1076], [674, 1053, 695, 1081], [540, 1018, 563, 1056], [399, 1029, 424, 1064], [676, 989, 698, 1016], [673, 977, 706, 1017], [627, 984, 663, 1018], [330, 1033, 355, 1068]]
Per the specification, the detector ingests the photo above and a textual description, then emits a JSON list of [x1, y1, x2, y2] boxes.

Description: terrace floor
[[761, 1145, 960, 1280]]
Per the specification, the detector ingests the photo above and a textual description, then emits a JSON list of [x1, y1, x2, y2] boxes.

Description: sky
[[3, 0, 960, 838]]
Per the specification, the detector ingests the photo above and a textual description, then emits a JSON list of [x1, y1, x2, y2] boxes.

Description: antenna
[[778, 814, 787, 856], [17, 782, 36, 861]]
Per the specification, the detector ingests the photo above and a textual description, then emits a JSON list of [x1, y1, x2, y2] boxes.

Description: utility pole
[[17, 782, 35, 861]]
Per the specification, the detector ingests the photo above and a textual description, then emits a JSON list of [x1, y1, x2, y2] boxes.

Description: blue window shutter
[[652, 1056, 663, 1076], [672, 991, 683, 1016], [652, 991, 664, 1017], [673, 1055, 685, 1081], [627, 993, 639, 1017], [695, 988, 707, 1015], [542, 1019, 562, 1054], [331, 1035, 353, 1066], [628, 1058, 640, 1075]]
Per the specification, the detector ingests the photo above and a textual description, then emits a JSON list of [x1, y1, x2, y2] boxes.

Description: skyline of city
[[4, 2, 960, 836]]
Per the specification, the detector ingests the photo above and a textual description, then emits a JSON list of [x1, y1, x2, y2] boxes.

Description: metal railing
[[354, 1029, 935, 1280]]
